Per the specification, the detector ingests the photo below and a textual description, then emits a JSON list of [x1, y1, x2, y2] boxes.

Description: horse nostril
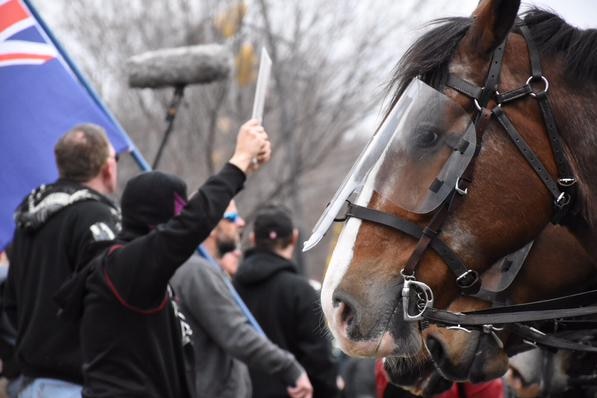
[[426, 336, 443, 360], [340, 301, 355, 327], [332, 291, 356, 328]]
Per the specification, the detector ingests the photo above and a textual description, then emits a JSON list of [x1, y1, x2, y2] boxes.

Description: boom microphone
[[127, 44, 231, 88]]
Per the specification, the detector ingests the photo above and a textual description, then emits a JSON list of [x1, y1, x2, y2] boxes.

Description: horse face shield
[[304, 78, 476, 251]]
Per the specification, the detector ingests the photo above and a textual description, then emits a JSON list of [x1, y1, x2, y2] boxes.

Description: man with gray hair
[[4, 124, 120, 398]]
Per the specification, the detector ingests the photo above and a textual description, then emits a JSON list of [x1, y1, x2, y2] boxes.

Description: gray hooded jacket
[[170, 254, 303, 398]]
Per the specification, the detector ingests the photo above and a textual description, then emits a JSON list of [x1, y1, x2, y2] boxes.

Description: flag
[[0, 0, 136, 250]]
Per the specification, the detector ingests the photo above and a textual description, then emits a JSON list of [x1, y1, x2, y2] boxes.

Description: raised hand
[[229, 119, 271, 174]]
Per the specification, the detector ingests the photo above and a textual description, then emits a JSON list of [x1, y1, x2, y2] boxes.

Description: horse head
[[309, 0, 597, 384]]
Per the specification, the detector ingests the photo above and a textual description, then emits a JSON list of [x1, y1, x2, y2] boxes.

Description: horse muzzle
[[425, 325, 509, 382], [328, 290, 422, 357]]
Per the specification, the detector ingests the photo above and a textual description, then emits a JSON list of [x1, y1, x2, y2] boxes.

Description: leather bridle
[[339, 22, 597, 353]]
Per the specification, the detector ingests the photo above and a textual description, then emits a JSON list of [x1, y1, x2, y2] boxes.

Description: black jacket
[[234, 249, 340, 398], [76, 164, 245, 398], [3, 180, 120, 383]]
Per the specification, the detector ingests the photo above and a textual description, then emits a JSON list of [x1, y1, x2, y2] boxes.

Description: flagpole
[[23, 0, 151, 172]]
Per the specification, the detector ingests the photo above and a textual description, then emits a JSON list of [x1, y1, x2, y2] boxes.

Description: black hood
[[120, 171, 188, 239], [235, 248, 297, 285], [14, 180, 118, 231]]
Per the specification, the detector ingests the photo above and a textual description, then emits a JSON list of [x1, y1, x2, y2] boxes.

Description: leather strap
[[445, 40, 506, 109], [519, 24, 542, 78], [521, 21, 573, 178], [423, 288, 597, 326], [346, 203, 475, 289], [496, 84, 533, 104], [478, 41, 507, 107], [424, 303, 597, 326], [493, 106, 562, 201], [509, 323, 597, 353], [536, 92, 573, 181], [447, 75, 482, 99], [519, 23, 576, 222]]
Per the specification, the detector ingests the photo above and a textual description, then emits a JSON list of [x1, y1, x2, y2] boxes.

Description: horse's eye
[[415, 129, 439, 148]]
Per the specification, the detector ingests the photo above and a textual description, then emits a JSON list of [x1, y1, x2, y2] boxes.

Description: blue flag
[[0, 0, 136, 250]]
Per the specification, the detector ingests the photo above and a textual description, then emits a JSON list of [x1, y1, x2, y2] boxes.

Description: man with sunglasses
[[170, 200, 313, 398], [4, 124, 120, 398], [211, 202, 245, 277]]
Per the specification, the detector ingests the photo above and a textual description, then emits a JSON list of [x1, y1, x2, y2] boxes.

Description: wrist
[[229, 153, 252, 173]]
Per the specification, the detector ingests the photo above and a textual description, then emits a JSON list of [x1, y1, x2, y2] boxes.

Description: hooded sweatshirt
[[4, 180, 120, 383], [234, 249, 340, 398], [59, 164, 246, 398]]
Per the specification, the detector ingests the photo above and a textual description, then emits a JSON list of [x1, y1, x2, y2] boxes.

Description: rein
[[341, 22, 597, 353]]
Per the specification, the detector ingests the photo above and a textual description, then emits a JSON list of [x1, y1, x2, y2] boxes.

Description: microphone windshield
[[127, 44, 231, 88]]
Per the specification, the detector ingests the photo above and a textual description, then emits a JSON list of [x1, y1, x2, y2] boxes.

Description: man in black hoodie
[[234, 204, 341, 398], [4, 124, 120, 397], [71, 119, 271, 398]]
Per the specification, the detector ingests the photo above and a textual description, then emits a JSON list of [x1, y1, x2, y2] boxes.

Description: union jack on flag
[[0, 0, 135, 250], [0, 0, 57, 67]]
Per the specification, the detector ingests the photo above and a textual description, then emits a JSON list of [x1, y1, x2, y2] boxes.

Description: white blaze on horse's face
[[321, 180, 373, 336], [320, 217, 361, 326], [321, 178, 403, 357]]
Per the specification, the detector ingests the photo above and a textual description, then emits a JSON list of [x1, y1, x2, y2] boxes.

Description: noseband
[[342, 22, 597, 353]]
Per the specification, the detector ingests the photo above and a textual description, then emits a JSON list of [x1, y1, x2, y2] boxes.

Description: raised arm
[[105, 120, 271, 309]]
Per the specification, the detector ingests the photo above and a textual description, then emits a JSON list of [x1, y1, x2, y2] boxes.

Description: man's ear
[[249, 231, 255, 246], [99, 162, 116, 193], [291, 228, 299, 246]]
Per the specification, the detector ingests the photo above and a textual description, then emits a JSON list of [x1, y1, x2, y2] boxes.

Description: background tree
[[32, 0, 466, 279]]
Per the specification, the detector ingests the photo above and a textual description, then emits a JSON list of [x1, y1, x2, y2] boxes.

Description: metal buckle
[[494, 89, 504, 108], [455, 178, 468, 196], [473, 98, 482, 112], [456, 269, 475, 285], [526, 75, 549, 97], [446, 325, 472, 333], [555, 192, 570, 208], [401, 269, 434, 322], [523, 339, 538, 347], [522, 326, 546, 347], [558, 177, 576, 187], [483, 324, 504, 349]]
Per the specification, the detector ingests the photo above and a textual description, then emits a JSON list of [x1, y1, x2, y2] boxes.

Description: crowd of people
[[0, 120, 343, 398]]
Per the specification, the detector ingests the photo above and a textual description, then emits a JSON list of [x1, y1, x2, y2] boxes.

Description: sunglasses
[[223, 212, 240, 223]]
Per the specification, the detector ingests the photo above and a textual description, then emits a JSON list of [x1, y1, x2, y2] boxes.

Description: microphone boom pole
[[152, 85, 185, 169]]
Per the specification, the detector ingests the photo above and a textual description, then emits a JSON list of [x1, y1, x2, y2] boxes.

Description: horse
[[306, 0, 597, 385]]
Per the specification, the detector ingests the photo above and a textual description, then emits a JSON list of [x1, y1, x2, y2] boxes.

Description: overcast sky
[[525, 0, 595, 28], [446, 0, 595, 28]]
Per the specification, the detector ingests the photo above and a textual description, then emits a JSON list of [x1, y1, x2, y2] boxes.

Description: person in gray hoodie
[[170, 200, 312, 398]]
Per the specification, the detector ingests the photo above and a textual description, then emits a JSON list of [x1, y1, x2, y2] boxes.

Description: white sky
[[523, 0, 595, 29], [443, 0, 595, 28]]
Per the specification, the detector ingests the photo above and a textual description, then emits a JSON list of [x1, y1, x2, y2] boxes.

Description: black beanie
[[253, 204, 294, 242], [120, 171, 188, 237]]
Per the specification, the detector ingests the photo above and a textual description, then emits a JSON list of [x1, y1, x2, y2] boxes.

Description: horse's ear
[[463, 0, 520, 55]]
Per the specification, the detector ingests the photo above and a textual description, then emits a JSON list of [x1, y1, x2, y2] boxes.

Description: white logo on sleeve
[[89, 222, 116, 241]]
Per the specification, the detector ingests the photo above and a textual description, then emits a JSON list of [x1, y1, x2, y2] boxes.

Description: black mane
[[385, 17, 470, 111], [385, 8, 597, 114], [522, 8, 597, 85]]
